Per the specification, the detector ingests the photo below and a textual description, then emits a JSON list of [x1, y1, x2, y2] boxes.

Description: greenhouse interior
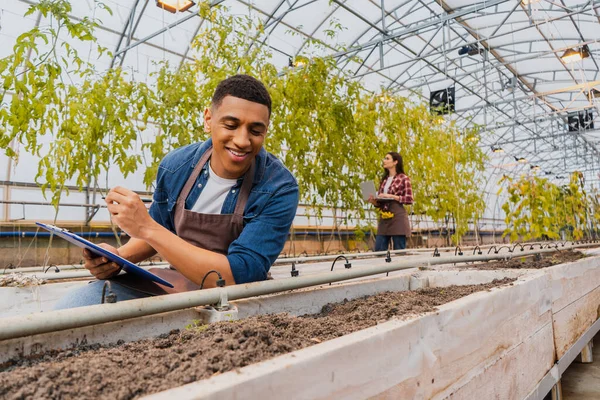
[[1, 0, 600, 398]]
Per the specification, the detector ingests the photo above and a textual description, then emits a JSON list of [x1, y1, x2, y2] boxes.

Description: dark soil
[[0, 278, 515, 400], [462, 249, 586, 270]]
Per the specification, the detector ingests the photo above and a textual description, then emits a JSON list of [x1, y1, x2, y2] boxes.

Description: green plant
[[1, 0, 487, 246], [500, 172, 589, 241]]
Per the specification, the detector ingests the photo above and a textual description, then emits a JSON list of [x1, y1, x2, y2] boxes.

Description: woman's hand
[[367, 195, 378, 205]]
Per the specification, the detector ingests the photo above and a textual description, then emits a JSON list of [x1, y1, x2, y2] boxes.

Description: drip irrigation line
[[0, 242, 596, 341], [199, 270, 225, 290]]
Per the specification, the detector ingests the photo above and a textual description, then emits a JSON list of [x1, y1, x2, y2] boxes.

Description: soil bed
[[463, 249, 585, 270], [0, 278, 514, 400]]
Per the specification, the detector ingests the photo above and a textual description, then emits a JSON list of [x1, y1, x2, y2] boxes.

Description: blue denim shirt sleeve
[[227, 182, 299, 284], [148, 165, 175, 233]]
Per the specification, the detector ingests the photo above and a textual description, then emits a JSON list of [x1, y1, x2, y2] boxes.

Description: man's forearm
[[140, 223, 236, 288], [118, 237, 158, 263]]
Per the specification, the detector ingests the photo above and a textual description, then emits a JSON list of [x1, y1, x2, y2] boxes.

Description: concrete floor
[[561, 333, 600, 399]]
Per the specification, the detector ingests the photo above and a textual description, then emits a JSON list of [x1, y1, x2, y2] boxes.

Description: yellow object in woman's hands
[[379, 210, 394, 219]]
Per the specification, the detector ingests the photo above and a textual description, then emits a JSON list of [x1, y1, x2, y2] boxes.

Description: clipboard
[[36, 222, 174, 288], [359, 181, 394, 202]]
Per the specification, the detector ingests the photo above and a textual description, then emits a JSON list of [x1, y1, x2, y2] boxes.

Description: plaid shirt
[[378, 173, 414, 205]]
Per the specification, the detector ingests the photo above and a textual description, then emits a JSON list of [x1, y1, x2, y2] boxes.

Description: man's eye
[[251, 130, 263, 136], [224, 125, 236, 130]]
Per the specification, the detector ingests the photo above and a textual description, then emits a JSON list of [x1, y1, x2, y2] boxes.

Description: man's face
[[204, 95, 269, 179]]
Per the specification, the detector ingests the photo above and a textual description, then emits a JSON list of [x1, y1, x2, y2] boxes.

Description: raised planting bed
[[545, 254, 600, 361], [0, 279, 516, 399], [442, 249, 600, 364], [452, 249, 599, 362], [459, 249, 585, 270], [0, 250, 598, 400]]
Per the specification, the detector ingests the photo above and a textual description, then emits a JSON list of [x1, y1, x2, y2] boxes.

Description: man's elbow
[[227, 253, 270, 284]]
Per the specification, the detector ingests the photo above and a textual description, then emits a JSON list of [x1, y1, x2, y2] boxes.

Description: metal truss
[[13, 0, 600, 190]]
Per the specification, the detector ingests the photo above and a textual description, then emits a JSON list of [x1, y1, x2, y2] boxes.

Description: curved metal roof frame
[[4, 0, 600, 189]]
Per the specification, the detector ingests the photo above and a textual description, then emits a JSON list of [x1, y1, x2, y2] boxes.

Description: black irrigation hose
[[199, 270, 224, 290], [385, 251, 392, 276], [454, 246, 463, 256], [330, 255, 352, 272], [432, 247, 441, 257], [472, 246, 483, 255], [330, 255, 352, 285], [290, 262, 299, 277], [487, 246, 498, 254], [3, 263, 16, 274], [43, 264, 60, 274], [510, 243, 524, 253], [385, 251, 392, 263], [495, 245, 511, 253]]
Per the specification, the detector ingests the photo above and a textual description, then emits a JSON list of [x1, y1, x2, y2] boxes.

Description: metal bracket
[[195, 305, 238, 324], [85, 205, 100, 225]]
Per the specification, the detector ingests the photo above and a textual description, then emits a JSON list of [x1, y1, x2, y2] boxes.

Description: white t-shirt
[[191, 161, 238, 214], [383, 176, 393, 194]]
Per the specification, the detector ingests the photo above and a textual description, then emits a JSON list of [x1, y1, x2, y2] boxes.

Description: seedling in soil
[[185, 320, 209, 332]]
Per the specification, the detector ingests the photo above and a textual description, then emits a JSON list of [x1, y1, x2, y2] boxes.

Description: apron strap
[[176, 147, 213, 212]]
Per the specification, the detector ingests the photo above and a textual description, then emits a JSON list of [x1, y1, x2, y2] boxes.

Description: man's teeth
[[229, 149, 246, 156]]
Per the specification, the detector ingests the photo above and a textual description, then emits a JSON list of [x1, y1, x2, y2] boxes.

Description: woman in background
[[368, 152, 413, 251]]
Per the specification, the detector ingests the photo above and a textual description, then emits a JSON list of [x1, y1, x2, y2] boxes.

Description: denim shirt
[[148, 139, 299, 285]]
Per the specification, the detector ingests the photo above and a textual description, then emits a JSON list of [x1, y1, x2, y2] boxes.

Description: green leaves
[[500, 172, 589, 241], [1, 0, 487, 239]]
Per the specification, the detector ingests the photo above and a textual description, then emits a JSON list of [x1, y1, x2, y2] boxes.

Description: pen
[[102, 196, 153, 203]]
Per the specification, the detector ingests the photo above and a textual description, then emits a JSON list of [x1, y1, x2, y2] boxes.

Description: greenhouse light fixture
[[288, 57, 308, 68], [560, 45, 590, 64], [156, 0, 195, 13], [514, 156, 527, 163], [458, 44, 484, 57], [591, 88, 600, 98], [491, 146, 504, 153], [530, 165, 540, 171]]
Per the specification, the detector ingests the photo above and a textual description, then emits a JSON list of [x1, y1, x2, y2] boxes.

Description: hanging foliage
[[500, 172, 589, 241], [0, 0, 487, 244], [0, 0, 152, 204]]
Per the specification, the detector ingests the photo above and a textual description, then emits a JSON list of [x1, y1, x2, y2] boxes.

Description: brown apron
[[377, 201, 411, 236], [113, 147, 254, 295]]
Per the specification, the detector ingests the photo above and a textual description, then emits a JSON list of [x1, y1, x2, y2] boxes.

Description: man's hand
[[105, 186, 157, 239], [83, 244, 121, 280]]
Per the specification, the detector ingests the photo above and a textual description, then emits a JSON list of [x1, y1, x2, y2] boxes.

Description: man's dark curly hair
[[212, 74, 272, 116]]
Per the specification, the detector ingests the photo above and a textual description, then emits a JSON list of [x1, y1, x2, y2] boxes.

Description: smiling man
[[55, 75, 299, 308]]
